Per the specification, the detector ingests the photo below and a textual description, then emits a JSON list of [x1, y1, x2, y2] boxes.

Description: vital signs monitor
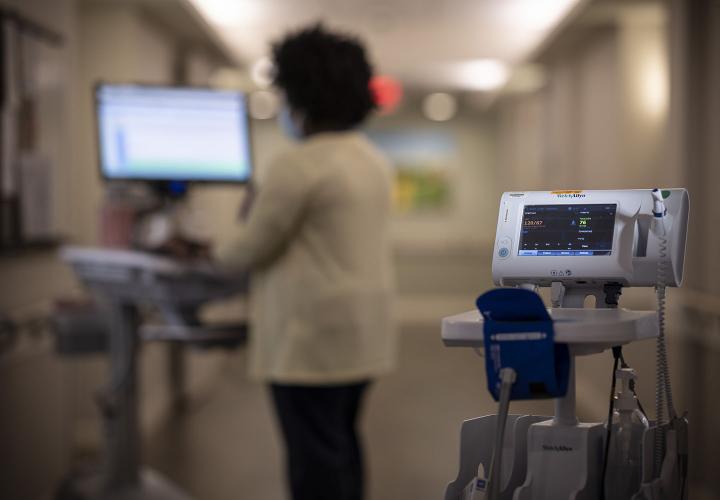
[[95, 84, 253, 183], [492, 189, 689, 287]]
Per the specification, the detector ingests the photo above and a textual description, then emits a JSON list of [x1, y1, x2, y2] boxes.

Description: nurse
[[216, 24, 397, 500]]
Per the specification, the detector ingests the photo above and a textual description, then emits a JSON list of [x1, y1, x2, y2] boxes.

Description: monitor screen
[[518, 204, 617, 256], [96, 84, 252, 182]]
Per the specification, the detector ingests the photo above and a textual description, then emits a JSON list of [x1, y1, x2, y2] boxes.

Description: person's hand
[[157, 236, 212, 261], [239, 182, 257, 221]]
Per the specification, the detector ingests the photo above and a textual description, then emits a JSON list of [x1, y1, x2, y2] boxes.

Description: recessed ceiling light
[[451, 59, 509, 92], [498, 0, 581, 31], [422, 93, 458, 122], [188, 0, 264, 27], [251, 57, 274, 88]]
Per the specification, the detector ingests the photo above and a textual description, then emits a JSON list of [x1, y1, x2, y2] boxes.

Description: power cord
[[679, 447, 689, 500], [600, 345, 623, 500]]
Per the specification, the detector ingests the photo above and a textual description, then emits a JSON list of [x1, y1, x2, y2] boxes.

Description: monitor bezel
[[94, 81, 254, 185]]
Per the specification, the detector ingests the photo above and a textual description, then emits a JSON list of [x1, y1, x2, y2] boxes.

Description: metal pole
[[103, 299, 141, 490], [168, 343, 187, 414], [554, 355, 578, 426]]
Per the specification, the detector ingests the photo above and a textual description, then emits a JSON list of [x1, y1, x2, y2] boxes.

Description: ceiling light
[[451, 59, 509, 92], [422, 93, 458, 122], [187, 0, 264, 27], [251, 57, 274, 88], [499, 0, 581, 32]]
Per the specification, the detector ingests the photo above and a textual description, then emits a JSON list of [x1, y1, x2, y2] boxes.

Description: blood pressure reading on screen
[[518, 204, 617, 256]]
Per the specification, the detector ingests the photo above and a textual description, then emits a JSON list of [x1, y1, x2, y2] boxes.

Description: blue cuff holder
[[476, 288, 570, 401]]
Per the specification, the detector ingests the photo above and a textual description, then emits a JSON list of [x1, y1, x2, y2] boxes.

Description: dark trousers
[[270, 381, 370, 500]]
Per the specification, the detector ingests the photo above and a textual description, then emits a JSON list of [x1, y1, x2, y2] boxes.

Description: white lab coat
[[217, 131, 397, 384]]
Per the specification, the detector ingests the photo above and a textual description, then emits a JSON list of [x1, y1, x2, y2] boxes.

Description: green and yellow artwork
[[368, 129, 455, 213], [393, 167, 450, 213]]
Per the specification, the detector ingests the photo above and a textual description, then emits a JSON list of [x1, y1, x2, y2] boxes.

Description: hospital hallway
[[2, 0, 720, 499]]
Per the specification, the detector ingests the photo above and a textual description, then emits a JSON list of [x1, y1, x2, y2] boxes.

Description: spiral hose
[[654, 218, 676, 471]]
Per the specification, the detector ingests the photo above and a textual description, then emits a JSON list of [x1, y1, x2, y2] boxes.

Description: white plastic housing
[[492, 189, 689, 288]]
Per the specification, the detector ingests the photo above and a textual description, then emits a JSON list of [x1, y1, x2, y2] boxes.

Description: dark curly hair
[[272, 23, 376, 133]]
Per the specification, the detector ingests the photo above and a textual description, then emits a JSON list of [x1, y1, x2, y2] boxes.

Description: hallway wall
[[496, 8, 675, 192], [0, 2, 228, 498], [667, 0, 720, 494], [492, 2, 720, 496]]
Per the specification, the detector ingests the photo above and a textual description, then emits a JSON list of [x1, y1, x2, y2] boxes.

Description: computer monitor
[[95, 84, 252, 183]]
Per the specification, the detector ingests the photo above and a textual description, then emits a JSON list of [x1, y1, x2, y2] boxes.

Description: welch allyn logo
[[542, 444, 574, 452], [556, 193, 586, 199]]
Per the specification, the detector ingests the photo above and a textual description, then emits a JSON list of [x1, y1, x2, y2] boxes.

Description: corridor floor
[[145, 325, 554, 500]]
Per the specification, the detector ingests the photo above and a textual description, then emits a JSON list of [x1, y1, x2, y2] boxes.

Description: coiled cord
[[654, 218, 676, 471]]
